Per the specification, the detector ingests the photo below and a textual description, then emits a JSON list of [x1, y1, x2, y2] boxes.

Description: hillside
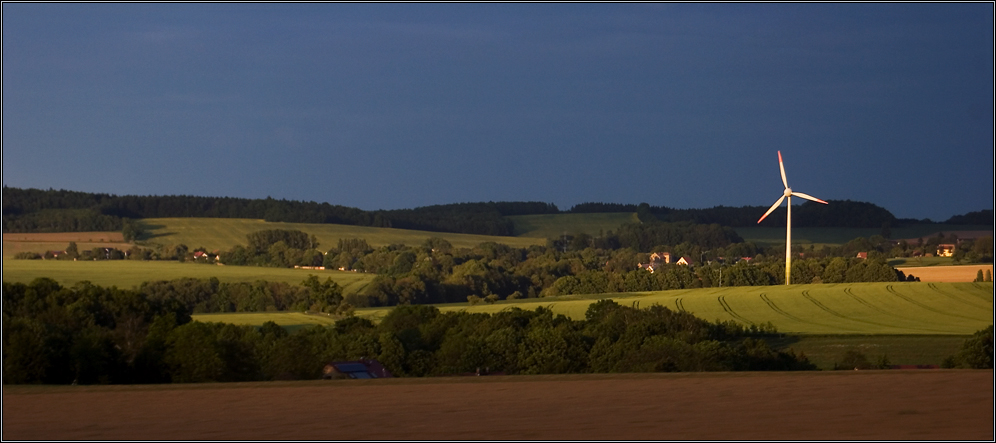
[[194, 282, 992, 335], [135, 217, 545, 252]]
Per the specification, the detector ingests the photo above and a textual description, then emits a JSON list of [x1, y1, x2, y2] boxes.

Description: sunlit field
[[1, 259, 376, 295], [195, 282, 992, 335], [135, 218, 545, 252]]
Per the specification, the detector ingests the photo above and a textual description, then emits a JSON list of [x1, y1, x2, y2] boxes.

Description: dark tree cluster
[[2, 187, 553, 236], [137, 275, 351, 315], [3, 280, 814, 385], [944, 210, 993, 225]]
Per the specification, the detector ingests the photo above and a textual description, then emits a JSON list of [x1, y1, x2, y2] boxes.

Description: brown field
[[896, 264, 994, 282], [2, 371, 991, 440], [2, 232, 131, 259], [2, 232, 125, 242]]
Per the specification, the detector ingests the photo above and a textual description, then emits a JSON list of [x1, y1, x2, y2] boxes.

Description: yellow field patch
[[896, 265, 994, 282]]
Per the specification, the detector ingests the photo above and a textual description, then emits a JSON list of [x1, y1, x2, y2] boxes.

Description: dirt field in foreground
[[896, 264, 994, 282], [3, 371, 991, 440]]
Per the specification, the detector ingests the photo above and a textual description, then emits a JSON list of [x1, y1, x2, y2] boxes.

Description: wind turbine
[[757, 151, 827, 285]]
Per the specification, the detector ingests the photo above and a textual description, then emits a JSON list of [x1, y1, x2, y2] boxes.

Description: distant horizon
[[3, 184, 989, 223]]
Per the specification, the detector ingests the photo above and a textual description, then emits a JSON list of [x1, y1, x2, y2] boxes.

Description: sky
[[3, 3, 993, 222]]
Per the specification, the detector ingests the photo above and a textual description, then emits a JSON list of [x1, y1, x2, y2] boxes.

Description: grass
[[136, 218, 545, 252], [507, 213, 638, 238], [193, 312, 339, 333], [766, 335, 969, 370], [195, 282, 992, 336], [0, 259, 376, 295]]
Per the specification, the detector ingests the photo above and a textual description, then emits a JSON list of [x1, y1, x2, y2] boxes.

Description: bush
[[13, 251, 42, 260]]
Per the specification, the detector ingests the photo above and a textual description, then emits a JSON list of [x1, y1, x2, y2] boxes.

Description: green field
[[192, 282, 993, 336], [765, 334, 968, 369], [1, 259, 376, 294], [136, 218, 546, 253], [508, 213, 638, 238], [733, 224, 991, 247]]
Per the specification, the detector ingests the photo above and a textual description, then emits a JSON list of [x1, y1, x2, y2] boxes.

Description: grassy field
[[733, 224, 991, 247], [194, 282, 992, 336], [1, 259, 376, 294], [766, 334, 968, 369], [508, 213, 638, 238], [136, 218, 545, 252]]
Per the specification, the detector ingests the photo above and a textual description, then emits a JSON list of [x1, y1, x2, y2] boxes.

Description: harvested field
[[2, 371, 991, 440], [2, 232, 125, 242], [897, 264, 994, 282]]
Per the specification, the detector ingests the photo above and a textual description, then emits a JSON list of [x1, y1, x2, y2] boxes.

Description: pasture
[[136, 217, 545, 252], [0, 259, 376, 295]]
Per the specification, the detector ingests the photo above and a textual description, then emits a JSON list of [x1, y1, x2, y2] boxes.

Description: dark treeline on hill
[[3, 278, 819, 385], [575, 200, 904, 228], [2, 187, 553, 236], [3, 187, 987, 235]]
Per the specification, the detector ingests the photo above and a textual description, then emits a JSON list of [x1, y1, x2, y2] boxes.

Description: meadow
[[1, 259, 376, 294], [136, 217, 545, 252]]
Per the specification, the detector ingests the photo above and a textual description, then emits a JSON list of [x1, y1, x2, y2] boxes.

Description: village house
[[936, 244, 955, 257], [323, 359, 392, 379]]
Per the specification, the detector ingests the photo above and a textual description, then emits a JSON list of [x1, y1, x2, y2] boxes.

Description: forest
[[6, 186, 987, 236], [1, 278, 811, 384]]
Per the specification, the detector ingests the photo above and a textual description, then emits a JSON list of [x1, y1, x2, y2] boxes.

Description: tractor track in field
[[675, 297, 686, 312], [758, 293, 805, 323], [927, 283, 992, 309], [841, 287, 966, 334], [886, 285, 987, 322], [800, 290, 911, 333], [717, 296, 754, 325]]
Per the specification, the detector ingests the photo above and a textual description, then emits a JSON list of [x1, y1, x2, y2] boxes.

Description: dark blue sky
[[3, 3, 993, 221]]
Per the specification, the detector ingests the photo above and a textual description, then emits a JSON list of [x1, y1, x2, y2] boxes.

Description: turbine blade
[[757, 195, 785, 223], [778, 151, 788, 189], [792, 192, 828, 204]]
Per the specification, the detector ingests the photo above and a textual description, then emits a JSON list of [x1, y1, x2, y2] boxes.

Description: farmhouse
[[936, 244, 955, 257], [675, 256, 694, 266], [323, 359, 392, 379]]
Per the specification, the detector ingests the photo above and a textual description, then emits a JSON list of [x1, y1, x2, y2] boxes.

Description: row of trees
[[211, 227, 907, 309], [9, 187, 985, 236], [2, 278, 816, 385]]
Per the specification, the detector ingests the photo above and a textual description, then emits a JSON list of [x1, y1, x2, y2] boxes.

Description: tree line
[[3, 278, 818, 385], [7, 187, 985, 236]]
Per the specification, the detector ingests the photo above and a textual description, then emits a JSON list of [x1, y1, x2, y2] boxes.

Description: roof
[[324, 359, 393, 379]]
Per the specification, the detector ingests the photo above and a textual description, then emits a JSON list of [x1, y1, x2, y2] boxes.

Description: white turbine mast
[[757, 151, 828, 285]]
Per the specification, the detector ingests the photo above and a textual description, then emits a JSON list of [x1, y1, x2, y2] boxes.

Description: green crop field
[[1, 259, 376, 294], [508, 213, 638, 238], [194, 282, 992, 336], [136, 218, 545, 252]]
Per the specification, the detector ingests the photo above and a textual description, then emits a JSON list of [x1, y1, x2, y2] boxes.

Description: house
[[323, 359, 393, 379], [675, 256, 693, 266], [936, 244, 955, 257], [856, 252, 868, 259], [637, 262, 660, 273], [649, 252, 671, 264]]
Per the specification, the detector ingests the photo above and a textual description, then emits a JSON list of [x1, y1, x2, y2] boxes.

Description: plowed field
[[3, 371, 991, 440]]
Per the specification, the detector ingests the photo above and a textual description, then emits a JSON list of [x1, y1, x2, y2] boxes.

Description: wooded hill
[[3, 186, 989, 236]]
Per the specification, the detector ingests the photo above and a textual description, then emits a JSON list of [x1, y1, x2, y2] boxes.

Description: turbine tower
[[757, 151, 828, 285]]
